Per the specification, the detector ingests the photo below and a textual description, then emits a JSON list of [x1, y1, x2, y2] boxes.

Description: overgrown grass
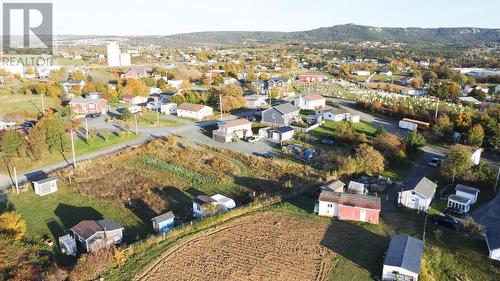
[[0, 132, 138, 173], [312, 120, 377, 139], [0, 94, 59, 118]]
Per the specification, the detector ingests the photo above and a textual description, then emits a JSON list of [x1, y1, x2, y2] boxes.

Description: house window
[[327, 204, 333, 208], [196, 204, 201, 211]]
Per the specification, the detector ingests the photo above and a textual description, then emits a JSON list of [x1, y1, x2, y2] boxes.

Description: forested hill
[[161, 24, 500, 46]]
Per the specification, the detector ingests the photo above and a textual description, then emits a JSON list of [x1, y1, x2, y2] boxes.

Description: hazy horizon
[[42, 0, 500, 36]]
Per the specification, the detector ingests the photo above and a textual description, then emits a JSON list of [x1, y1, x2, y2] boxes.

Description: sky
[[3, 0, 500, 36]]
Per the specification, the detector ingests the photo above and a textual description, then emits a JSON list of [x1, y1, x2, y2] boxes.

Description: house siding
[[338, 205, 380, 224]]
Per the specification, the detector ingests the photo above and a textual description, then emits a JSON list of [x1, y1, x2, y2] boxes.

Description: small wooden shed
[[33, 176, 58, 196]]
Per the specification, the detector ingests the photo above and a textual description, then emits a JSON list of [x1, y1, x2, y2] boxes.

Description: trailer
[[402, 118, 430, 130], [399, 120, 418, 131]]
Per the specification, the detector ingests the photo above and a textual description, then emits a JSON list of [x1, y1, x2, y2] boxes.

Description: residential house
[[160, 103, 178, 114], [70, 220, 124, 252], [122, 95, 148, 105], [316, 190, 381, 224], [352, 70, 370, 76], [298, 74, 327, 82], [69, 93, 109, 115], [245, 94, 268, 109], [270, 126, 295, 141], [401, 88, 428, 97], [213, 118, 252, 143], [223, 77, 239, 85], [486, 225, 500, 261], [321, 180, 345, 193], [167, 80, 184, 90], [177, 103, 213, 120], [399, 77, 414, 85], [447, 184, 480, 213], [398, 177, 437, 211], [463, 85, 488, 95], [261, 103, 300, 126], [347, 181, 366, 195], [321, 108, 350, 122], [294, 94, 326, 110], [458, 96, 482, 106], [382, 235, 424, 281], [0, 119, 16, 131], [32, 176, 58, 196], [151, 211, 175, 233], [379, 69, 393, 76], [121, 67, 147, 79], [60, 80, 85, 93]]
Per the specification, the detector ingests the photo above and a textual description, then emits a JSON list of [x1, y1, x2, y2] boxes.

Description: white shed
[[211, 194, 236, 211], [33, 177, 58, 196], [348, 181, 366, 195]]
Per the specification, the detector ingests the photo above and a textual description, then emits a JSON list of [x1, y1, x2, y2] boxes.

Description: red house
[[69, 93, 109, 115], [316, 190, 381, 224], [121, 67, 147, 79], [298, 74, 327, 82]]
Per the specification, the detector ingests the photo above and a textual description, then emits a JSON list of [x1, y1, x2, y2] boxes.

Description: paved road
[[0, 109, 276, 191]]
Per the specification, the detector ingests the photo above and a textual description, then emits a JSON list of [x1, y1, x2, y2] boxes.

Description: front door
[[359, 209, 366, 222]]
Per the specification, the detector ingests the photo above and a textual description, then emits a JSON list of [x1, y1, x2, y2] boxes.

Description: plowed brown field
[[138, 213, 336, 281]]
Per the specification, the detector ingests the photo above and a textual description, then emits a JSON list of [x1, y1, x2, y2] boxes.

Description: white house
[[486, 225, 500, 261], [160, 103, 178, 114], [151, 211, 175, 233], [245, 94, 268, 109], [447, 184, 480, 213], [398, 177, 437, 211], [401, 88, 428, 97], [347, 181, 366, 195], [349, 115, 360, 123], [70, 220, 124, 253], [213, 118, 253, 143], [32, 177, 58, 196], [321, 108, 350, 122], [294, 94, 326, 110], [382, 235, 424, 281], [352, 70, 370, 76], [167, 79, 184, 90], [177, 103, 213, 120], [470, 147, 482, 166], [270, 126, 295, 141]]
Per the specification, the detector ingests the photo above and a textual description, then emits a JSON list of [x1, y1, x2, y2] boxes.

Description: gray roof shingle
[[384, 235, 424, 274], [273, 103, 299, 115], [151, 211, 175, 223], [403, 177, 437, 199]]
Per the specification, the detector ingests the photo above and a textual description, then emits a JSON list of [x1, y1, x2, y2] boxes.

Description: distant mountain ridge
[[162, 24, 500, 46]]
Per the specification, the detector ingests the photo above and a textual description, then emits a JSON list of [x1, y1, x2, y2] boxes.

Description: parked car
[[253, 152, 276, 159], [431, 214, 463, 231], [428, 157, 442, 167], [247, 136, 262, 143], [321, 139, 334, 145], [85, 113, 101, 118], [443, 207, 470, 219]]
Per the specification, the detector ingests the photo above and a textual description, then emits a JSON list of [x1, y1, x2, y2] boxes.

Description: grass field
[[137, 111, 185, 127], [2, 182, 146, 242], [0, 131, 138, 173], [312, 120, 377, 139], [0, 94, 60, 119]]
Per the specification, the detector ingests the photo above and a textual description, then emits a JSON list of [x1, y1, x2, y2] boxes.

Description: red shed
[[317, 190, 381, 224]]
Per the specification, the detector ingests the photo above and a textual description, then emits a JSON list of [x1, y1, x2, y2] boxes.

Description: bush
[[404, 130, 426, 151], [0, 211, 26, 241]]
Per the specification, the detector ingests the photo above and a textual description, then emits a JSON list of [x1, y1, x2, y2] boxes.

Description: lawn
[[0, 94, 60, 119], [0, 131, 139, 173], [2, 181, 146, 242], [137, 111, 185, 127], [312, 120, 377, 139]]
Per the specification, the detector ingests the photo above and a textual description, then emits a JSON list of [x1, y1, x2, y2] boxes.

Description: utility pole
[[70, 129, 77, 169], [219, 94, 223, 121], [41, 93, 45, 114], [156, 107, 160, 127], [423, 212, 428, 244], [134, 114, 139, 135], [434, 100, 439, 120], [495, 166, 500, 193], [13, 166, 19, 195], [85, 118, 89, 140]]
